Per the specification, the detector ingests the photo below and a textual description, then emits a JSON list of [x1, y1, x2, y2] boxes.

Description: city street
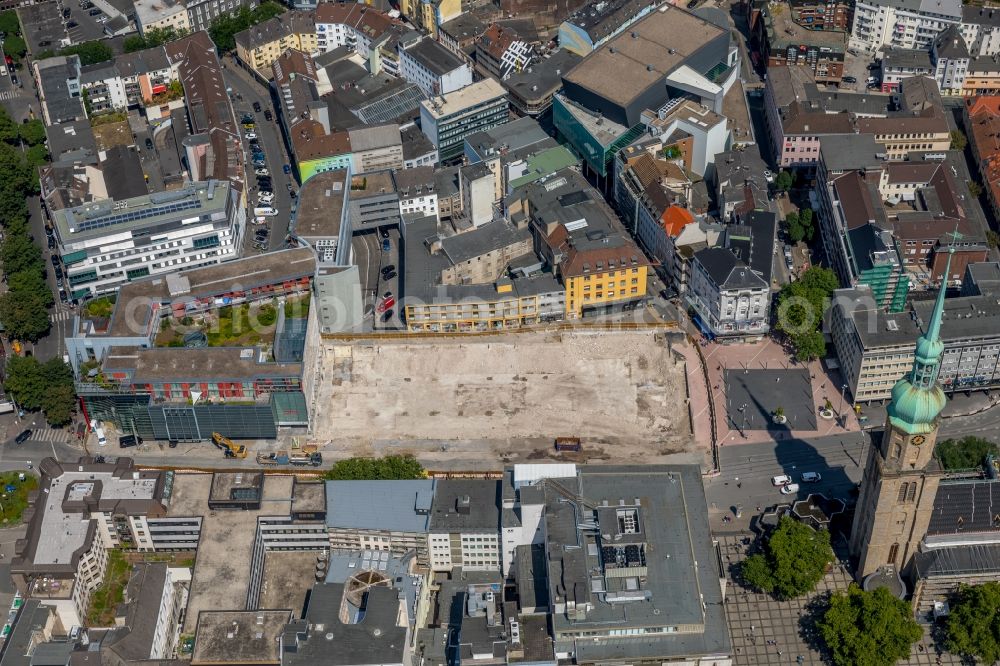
[[221, 56, 297, 254]]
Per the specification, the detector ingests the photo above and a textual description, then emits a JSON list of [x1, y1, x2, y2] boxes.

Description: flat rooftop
[[295, 169, 349, 239], [191, 610, 292, 665], [53, 180, 231, 245], [325, 480, 435, 533], [102, 346, 303, 383], [420, 78, 507, 120], [563, 4, 725, 106], [429, 479, 501, 532], [765, 9, 846, 50], [178, 473, 294, 633], [89, 247, 316, 339]]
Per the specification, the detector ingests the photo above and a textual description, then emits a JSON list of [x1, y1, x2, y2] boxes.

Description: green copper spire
[[886, 248, 953, 435]]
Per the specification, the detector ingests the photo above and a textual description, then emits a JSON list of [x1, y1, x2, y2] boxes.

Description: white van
[[90, 419, 108, 447], [780, 483, 800, 495], [253, 206, 278, 217]]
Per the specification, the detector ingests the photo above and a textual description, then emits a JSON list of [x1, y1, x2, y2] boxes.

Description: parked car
[[253, 101, 262, 112], [771, 474, 792, 486], [780, 483, 800, 495], [382, 270, 397, 281], [119, 434, 141, 448], [242, 122, 255, 129], [88, 8, 101, 15], [376, 296, 395, 314], [283, 164, 291, 174], [253, 216, 268, 225], [241, 113, 254, 123], [264, 110, 273, 121], [258, 193, 275, 203], [245, 132, 257, 140], [842, 75, 857, 84], [47, 235, 55, 249], [801, 472, 822, 483], [381, 264, 396, 275], [382, 238, 391, 252], [67, 20, 78, 27], [381, 309, 393, 322], [381, 228, 389, 239], [255, 167, 269, 176], [14, 429, 31, 445], [145, 137, 154, 150], [58, 289, 67, 303]]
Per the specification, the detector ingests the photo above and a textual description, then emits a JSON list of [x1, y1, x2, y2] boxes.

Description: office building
[[325, 480, 436, 562], [10, 458, 169, 629], [51, 180, 244, 298], [400, 34, 473, 97], [419, 78, 510, 161], [687, 212, 776, 341], [428, 480, 502, 572], [880, 48, 934, 92], [67, 248, 317, 440], [536, 465, 730, 664], [402, 214, 565, 332], [348, 124, 404, 172], [191, 611, 292, 665], [503, 48, 581, 117]]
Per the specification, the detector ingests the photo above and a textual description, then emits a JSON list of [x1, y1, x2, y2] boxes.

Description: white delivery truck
[[253, 206, 278, 217]]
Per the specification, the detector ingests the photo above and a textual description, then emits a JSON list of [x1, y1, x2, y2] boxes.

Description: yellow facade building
[[399, 0, 462, 37], [235, 11, 318, 77], [563, 262, 649, 318]]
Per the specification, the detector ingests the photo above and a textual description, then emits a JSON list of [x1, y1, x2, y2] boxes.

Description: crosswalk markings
[[28, 428, 72, 444], [50, 310, 73, 322], [0, 90, 20, 102]]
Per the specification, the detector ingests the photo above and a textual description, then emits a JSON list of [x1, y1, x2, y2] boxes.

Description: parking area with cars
[[351, 226, 401, 330]]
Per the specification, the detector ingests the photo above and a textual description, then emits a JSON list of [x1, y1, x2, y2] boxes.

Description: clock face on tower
[[911, 435, 926, 446]]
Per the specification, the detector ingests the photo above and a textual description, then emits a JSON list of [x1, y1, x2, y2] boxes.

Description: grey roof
[[348, 123, 402, 152], [964, 261, 1000, 295], [881, 48, 934, 71], [859, 0, 960, 19], [429, 479, 501, 532], [912, 544, 1000, 579], [101, 146, 149, 200], [103, 563, 168, 662], [283, 584, 407, 666], [564, 0, 657, 42], [694, 246, 768, 291], [464, 116, 550, 159], [934, 24, 969, 59], [929, 479, 1000, 536], [543, 465, 730, 660], [404, 36, 467, 76], [392, 165, 435, 194], [820, 134, 886, 172], [325, 479, 436, 533], [36, 55, 86, 124], [731, 211, 776, 284], [0, 601, 53, 666], [400, 122, 437, 160], [439, 13, 487, 43], [503, 48, 581, 105], [45, 120, 98, 166], [963, 4, 1000, 26]]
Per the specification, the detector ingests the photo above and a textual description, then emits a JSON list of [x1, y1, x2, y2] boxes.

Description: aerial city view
[[0, 0, 999, 661]]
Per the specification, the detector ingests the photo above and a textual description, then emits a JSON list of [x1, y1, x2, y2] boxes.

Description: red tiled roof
[[661, 205, 695, 237]]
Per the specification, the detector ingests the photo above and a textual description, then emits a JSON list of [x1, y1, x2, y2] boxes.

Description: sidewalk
[[673, 339, 715, 469]]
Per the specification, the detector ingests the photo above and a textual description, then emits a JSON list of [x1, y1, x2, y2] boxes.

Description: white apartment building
[[52, 180, 245, 298], [850, 0, 962, 52], [135, 0, 258, 35], [400, 35, 473, 97], [428, 480, 501, 572], [960, 5, 1000, 56], [10, 459, 168, 630], [315, 2, 396, 57], [395, 166, 439, 219]]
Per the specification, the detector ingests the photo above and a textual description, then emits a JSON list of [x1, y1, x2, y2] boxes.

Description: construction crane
[[211, 432, 248, 459]]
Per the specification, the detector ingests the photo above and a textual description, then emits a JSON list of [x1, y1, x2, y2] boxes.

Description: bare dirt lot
[[313, 330, 703, 468]]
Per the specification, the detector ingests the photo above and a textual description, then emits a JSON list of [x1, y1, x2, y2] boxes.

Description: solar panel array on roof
[[74, 199, 202, 233]]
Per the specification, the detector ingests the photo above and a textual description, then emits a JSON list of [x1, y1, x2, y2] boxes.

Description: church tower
[[849, 250, 953, 580]]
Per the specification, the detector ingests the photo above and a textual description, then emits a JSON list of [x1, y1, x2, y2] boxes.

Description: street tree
[[323, 455, 425, 480], [945, 581, 1000, 663], [0, 290, 51, 341], [60, 40, 113, 66], [776, 170, 794, 191], [818, 585, 922, 666], [792, 329, 826, 362], [950, 129, 968, 151], [740, 517, 833, 599], [3, 356, 76, 424], [935, 436, 999, 471], [18, 119, 46, 146]]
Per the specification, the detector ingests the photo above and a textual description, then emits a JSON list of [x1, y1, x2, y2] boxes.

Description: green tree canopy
[[18, 119, 46, 146], [60, 40, 114, 66], [935, 436, 999, 471], [946, 581, 1000, 663], [950, 129, 968, 151], [3, 357, 75, 424], [3, 34, 25, 61], [0, 10, 21, 36], [775, 266, 839, 361], [0, 107, 19, 144], [775, 170, 794, 191], [323, 455, 426, 481], [791, 329, 827, 362], [818, 585, 922, 666], [740, 517, 834, 599], [0, 291, 51, 341]]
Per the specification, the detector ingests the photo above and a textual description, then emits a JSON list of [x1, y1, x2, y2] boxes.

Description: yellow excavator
[[211, 432, 248, 459]]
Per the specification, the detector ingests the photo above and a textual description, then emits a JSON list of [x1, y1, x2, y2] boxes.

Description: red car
[[376, 296, 395, 314]]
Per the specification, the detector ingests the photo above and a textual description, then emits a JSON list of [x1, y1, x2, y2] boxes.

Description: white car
[[245, 132, 257, 140], [771, 474, 792, 486], [764, 169, 774, 183], [253, 216, 268, 225], [255, 167, 269, 176], [258, 193, 275, 204], [801, 472, 822, 483], [780, 483, 800, 495]]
